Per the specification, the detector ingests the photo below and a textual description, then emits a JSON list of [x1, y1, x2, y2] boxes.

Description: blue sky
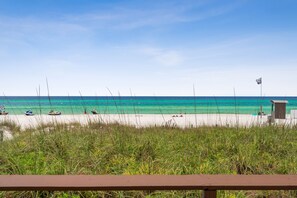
[[0, 0, 297, 96]]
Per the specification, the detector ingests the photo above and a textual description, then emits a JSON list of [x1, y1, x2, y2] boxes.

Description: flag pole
[[256, 77, 263, 118], [260, 79, 262, 118]]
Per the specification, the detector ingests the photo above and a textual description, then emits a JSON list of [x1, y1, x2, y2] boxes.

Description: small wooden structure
[[271, 100, 288, 120]]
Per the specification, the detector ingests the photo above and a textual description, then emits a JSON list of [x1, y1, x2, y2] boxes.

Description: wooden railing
[[0, 175, 297, 198]]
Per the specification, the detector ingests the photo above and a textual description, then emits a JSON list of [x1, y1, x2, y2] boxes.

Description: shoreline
[[1, 114, 296, 129]]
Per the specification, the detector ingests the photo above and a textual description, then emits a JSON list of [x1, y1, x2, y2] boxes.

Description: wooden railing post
[[0, 130, 3, 142], [202, 190, 217, 198]]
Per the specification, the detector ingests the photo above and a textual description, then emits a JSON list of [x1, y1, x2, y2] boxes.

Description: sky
[[0, 0, 297, 96]]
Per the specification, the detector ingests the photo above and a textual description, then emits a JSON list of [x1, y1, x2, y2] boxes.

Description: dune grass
[[0, 121, 297, 197]]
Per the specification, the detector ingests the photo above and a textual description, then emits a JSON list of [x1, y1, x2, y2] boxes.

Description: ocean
[[0, 96, 297, 115]]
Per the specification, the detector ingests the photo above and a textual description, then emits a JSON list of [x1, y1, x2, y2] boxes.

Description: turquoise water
[[1, 96, 297, 115]]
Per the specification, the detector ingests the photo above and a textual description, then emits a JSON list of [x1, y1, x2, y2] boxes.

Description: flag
[[256, 77, 262, 85]]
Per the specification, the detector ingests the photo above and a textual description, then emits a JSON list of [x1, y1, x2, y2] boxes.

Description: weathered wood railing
[[0, 175, 297, 198], [0, 130, 3, 142]]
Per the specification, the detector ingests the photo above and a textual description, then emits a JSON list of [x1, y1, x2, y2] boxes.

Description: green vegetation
[[1, 121, 297, 197]]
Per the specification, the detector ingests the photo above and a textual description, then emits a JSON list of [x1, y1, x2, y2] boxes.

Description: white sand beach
[[1, 114, 296, 129]]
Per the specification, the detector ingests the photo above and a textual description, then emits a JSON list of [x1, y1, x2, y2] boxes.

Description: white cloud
[[0, 16, 88, 37], [140, 47, 184, 67], [61, 0, 242, 30]]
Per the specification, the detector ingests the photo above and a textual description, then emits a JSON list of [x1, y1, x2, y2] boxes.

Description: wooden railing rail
[[1, 175, 297, 198]]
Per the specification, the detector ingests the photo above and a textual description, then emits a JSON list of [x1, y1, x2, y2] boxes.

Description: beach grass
[[0, 121, 297, 197]]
